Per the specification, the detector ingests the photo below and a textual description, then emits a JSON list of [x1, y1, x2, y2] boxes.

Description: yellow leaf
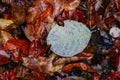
[[0, 31, 14, 45], [0, 19, 14, 29]]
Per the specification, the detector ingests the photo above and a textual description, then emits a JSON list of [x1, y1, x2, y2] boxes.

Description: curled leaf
[[53, 0, 65, 16], [64, 0, 81, 11], [53, 52, 94, 65], [23, 56, 63, 75], [5, 39, 29, 62], [29, 38, 50, 57], [0, 19, 13, 29], [62, 62, 96, 73], [22, 56, 55, 75], [114, 12, 120, 21], [0, 30, 14, 45], [0, 70, 16, 80]]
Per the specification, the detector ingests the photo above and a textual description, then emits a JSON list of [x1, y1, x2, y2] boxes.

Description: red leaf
[[5, 39, 29, 54], [106, 71, 120, 79], [22, 56, 54, 75], [0, 70, 16, 80], [62, 62, 96, 73], [73, 10, 86, 23], [32, 71, 45, 80], [114, 40, 120, 49], [5, 39, 29, 62], [104, 16, 116, 24], [56, 10, 87, 26], [116, 55, 120, 71], [91, 73, 100, 80], [29, 38, 50, 57]]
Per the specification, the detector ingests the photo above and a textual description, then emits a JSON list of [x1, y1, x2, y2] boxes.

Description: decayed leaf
[[23, 53, 64, 75], [53, 52, 94, 65], [25, 0, 81, 41], [47, 20, 91, 57], [22, 56, 57, 75]]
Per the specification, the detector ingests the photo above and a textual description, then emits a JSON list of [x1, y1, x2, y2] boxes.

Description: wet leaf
[[29, 38, 50, 57], [5, 39, 29, 62], [22, 56, 55, 75], [47, 20, 91, 57], [0, 70, 16, 80], [62, 62, 96, 73], [32, 71, 45, 80], [0, 0, 120, 79]]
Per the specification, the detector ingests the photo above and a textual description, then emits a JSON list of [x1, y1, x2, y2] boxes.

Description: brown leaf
[[53, 52, 94, 65], [114, 0, 120, 11], [64, 0, 81, 11], [0, 70, 16, 80], [0, 50, 10, 65], [26, 0, 52, 23], [94, 14, 108, 30], [29, 38, 50, 57], [62, 62, 96, 73], [11, 6, 26, 25], [53, 0, 66, 16], [5, 39, 29, 62], [25, 4, 52, 41], [0, 30, 14, 45], [22, 56, 54, 75]]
